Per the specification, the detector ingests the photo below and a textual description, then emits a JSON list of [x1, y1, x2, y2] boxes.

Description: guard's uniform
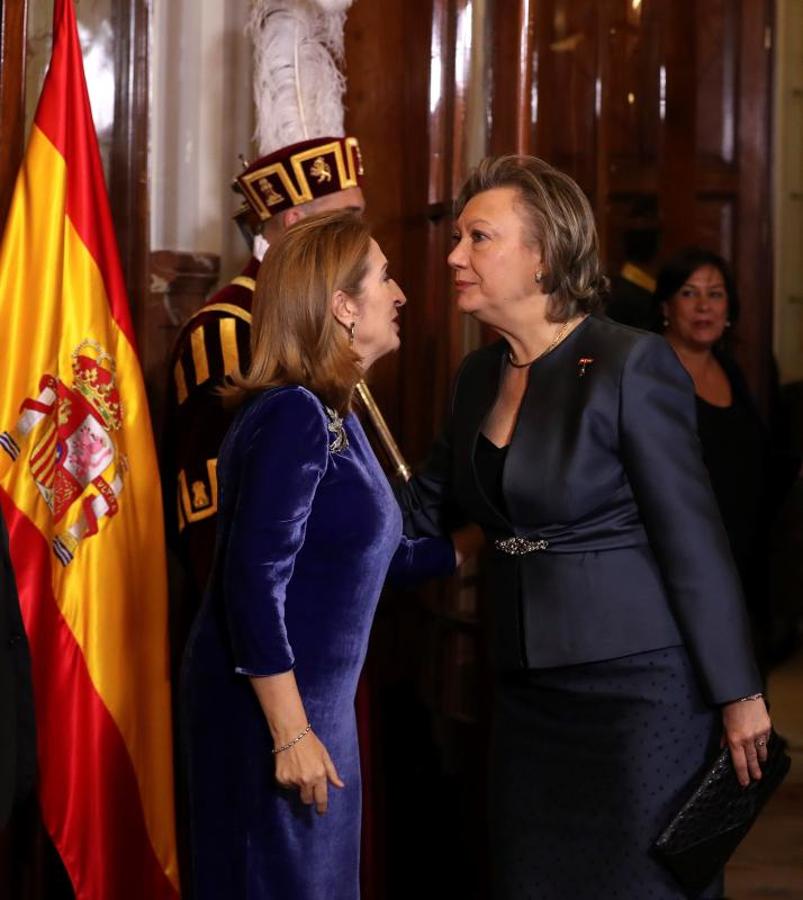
[[166, 135, 365, 656], [165, 258, 258, 633]]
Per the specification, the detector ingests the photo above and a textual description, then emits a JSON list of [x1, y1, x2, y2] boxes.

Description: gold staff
[[355, 380, 411, 482]]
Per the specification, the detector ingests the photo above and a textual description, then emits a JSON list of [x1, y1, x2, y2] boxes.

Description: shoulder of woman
[[582, 315, 675, 374], [453, 340, 505, 383], [234, 385, 331, 448]]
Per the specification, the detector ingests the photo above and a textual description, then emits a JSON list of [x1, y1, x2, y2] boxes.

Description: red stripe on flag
[[32, 0, 137, 351], [37, 462, 56, 489], [0, 492, 179, 900], [30, 428, 56, 476]]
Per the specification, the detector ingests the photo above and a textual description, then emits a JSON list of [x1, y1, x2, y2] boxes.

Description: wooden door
[[493, 0, 775, 401], [344, 1, 492, 896], [344, 1, 777, 896]]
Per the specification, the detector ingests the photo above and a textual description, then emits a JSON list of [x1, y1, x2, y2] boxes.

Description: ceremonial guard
[[165, 0, 371, 653], [166, 137, 366, 614]]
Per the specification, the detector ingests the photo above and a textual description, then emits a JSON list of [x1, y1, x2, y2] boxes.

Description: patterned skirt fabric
[[490, 645, 725, 900]]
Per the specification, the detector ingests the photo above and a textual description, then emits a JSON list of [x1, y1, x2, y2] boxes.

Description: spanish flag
[[0, 1, 179, 897]]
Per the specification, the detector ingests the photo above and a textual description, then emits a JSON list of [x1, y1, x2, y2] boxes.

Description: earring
[[725, 320, 731, 328], [662, 318, 669, 328], [348, 322, 356, 345], [535, 271, 544, 284]]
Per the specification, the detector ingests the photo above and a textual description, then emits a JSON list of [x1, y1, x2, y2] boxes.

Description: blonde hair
[[226, 210, 369, 413], [456, 155, 608, 321]]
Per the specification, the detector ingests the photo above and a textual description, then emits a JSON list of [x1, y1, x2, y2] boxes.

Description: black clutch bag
[[653, 730, 791, 895]]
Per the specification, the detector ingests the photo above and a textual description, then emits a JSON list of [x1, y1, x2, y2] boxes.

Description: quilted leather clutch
[[653, 730, 791, 894]]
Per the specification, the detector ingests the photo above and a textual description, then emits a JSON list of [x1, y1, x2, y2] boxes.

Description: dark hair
[[455, 155, 608, 322], [653, 247, 740, 327]]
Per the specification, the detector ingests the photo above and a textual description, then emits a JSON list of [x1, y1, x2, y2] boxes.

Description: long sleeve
[[223, 390, 329, 677], [397, 355, 472, 538], [397, 427, 458, 538], [619, 333, 761, 703], [386, 534, 456, 586]]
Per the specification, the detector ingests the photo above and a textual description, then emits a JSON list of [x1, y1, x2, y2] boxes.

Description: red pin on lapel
[[578, 357, 595, 377]]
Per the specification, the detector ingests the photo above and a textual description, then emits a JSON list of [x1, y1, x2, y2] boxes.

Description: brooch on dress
[[324, 406, 349, 453], [577, 357, 595, 378]]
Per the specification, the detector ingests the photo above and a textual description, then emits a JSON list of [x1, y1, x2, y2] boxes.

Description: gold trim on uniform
[[345, 137, 364, 177], [621, 262, 656, 293], [292, 142, 355, 195], [236, 139, 362, 221], [219, 317, 240, 375], [185, 302, 253, 328], [190, 327, 210, 385], [174, 359, 189, 405], [239, 161, 307, 219], [173, 303, 253, 404], [230, 276, 257, 291], [177, 459, 219, 529]]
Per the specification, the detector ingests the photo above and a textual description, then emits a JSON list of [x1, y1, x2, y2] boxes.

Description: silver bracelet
[[736, 693, 763, 703], [272, 723, 312, 755]]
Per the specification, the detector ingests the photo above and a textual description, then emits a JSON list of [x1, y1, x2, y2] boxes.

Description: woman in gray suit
[[400, 156, 770, 899]]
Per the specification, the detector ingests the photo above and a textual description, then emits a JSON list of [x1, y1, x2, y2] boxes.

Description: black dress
[[696, 393, 767, 665], [694, 353, 800, 675], [475, 433, 725, 900]]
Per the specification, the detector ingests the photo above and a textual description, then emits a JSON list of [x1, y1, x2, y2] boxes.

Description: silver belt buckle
[[494, 536, 549, 556]]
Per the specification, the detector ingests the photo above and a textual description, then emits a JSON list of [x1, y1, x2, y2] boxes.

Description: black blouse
[[695, 393, 766, 568], [474, 432, 509, 521]]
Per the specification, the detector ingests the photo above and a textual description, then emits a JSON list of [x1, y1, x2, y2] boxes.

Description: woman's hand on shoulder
[[274, 729, 344, 814], [721, 696, 772, 787]]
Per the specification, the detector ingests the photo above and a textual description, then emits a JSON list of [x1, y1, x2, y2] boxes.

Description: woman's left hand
[[721, 697, 772, 787]]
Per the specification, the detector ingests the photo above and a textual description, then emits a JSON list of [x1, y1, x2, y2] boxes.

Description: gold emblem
[[191, 480, 210, 509], [0, 340, 127, 566], [177, 460, 218, 529], [258, 177, 284, 206], [310, 156, 332, 183]]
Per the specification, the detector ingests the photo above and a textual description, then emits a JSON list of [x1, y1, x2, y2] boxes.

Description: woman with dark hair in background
[[654, 247, 800, 677]]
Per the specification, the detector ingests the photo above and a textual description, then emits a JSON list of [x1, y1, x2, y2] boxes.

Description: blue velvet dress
[[182, 386, 453, 900]]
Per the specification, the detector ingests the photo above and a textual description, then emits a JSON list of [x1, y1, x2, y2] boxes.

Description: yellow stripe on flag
[[0, 124, 178, 889]]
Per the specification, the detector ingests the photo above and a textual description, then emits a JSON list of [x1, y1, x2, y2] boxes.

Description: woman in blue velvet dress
[[182, 211, 466, 900]]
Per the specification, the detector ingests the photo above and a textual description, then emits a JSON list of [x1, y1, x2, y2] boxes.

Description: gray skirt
[[490, 645, 724, 900]]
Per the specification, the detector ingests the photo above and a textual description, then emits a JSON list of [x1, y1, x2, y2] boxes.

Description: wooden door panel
[[0, 0, 28, 232], [696, 195, 736, 260], [534, 0, 600, 194], [696, 0, 738, 168], [606, 0, 662, 169]]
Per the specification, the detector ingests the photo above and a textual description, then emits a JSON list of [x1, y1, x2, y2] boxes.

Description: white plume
[[312, 0, 353, 11], [247, 0, 354, 156]]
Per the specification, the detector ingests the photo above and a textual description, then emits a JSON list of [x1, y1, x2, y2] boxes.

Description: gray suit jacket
[[399, 316, 761, 705]]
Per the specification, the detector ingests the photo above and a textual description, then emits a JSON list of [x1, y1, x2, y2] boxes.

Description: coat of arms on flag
[[0, 1, 179, 896], [1, 340, 127, 565]]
